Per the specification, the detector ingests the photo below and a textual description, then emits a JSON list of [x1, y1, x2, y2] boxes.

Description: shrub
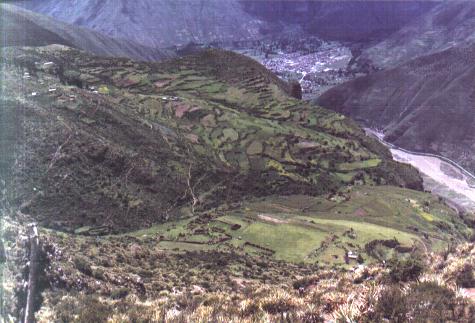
[[371, 286, 407, 323], [98, 85, 110, 94], [111, 287, 130, 300], [357, 254, 364, 264], [92, 267, 105, 280], [388, 257, 424, 283], [74, 256, 92, 276], [289, 80, 302, 99], [293, 276, 318, 290], [406, 281, 457, 321], [371, 282, 458, 322], [54, 294, 112, 323], [455, 263, 475, 288], [260, 290, 298, 315], [62, 70, 83, 88]]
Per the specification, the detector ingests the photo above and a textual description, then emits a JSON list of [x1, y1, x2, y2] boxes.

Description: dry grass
[[36, 244, 475, 322]]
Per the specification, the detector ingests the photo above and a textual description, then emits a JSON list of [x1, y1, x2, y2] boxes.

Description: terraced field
[[123, 185, 470, 266], [2, 45, 421, 233]]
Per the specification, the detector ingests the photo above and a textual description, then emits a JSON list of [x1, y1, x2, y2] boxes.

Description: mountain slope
[[317, 44, 475, 173], [4, 46, 473, 323], [20, 0, 269, 48], [21, 0, 434, 47], [359, 0, 475, 68], [1, 45, 422, 233], [0, 3, 173, 61], [242, 0, 435, 42]]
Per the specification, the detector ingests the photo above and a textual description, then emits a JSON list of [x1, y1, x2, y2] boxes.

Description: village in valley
[[232, 38, 357, 99]]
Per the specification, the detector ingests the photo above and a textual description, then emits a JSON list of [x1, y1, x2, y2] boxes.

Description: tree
[[289, 80, 302, 99]]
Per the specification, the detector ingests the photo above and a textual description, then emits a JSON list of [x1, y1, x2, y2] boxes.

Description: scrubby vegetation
[[33, 243, 475, 322]]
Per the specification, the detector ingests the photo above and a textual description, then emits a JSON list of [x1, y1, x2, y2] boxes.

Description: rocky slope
[[20, 0, 434, 47], [358, 0, 475, 68], [0, 3, 173, 61], [317, 43, 475, 173]]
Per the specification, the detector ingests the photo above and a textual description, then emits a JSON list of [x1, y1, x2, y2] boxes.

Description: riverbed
[[391, 149, 475, 212], [367, 129, 475, 212]]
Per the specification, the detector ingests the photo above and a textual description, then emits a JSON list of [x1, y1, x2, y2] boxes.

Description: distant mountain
[[0, 3, 174, 61], [359, 0, 475, 68], [318, 43, 475, 172], [20, 0, 434, 47], [20, 0, 269, 48], [241, 0, 435, 42]]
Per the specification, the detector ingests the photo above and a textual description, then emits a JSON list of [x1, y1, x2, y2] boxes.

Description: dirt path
[[257, 214, 289, 224]]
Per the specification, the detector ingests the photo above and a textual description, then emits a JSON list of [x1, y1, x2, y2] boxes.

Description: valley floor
[[232, 39, 355, 99], [392, 149, 475, 212], [367, 129, 475, 212]]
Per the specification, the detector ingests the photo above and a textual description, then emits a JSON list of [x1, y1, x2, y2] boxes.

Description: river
[[366, 129, 475, 213]]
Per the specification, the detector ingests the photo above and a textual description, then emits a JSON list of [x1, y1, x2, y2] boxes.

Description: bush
[[292, 276, 318, 290], [260, 291, 298, 315], [289, 80, 302, 99], [62, 70, 83, 88], [54, 294, 112, 323], [371, 282, 458, 322], [74, 256, 92, 276], [372, 285, 407, 323], [111, 287, 130, 300], [388, 257, 424, 282], [406, 281, 457, 321], [357, 254, 364, 264], [455, 263, 475, 288]]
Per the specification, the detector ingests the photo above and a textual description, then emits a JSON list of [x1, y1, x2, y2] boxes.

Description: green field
[[122, 185, 470, 265]]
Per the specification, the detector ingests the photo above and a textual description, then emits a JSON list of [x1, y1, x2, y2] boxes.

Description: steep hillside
[[2, 45, 422, 234], [20, 0, 269, 48], [318, 44, 475, 173], [242, 0, 435, 42], [359, 0, 475, 68], [0, 3, 173, 61], [20, 0, 434, 47]]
